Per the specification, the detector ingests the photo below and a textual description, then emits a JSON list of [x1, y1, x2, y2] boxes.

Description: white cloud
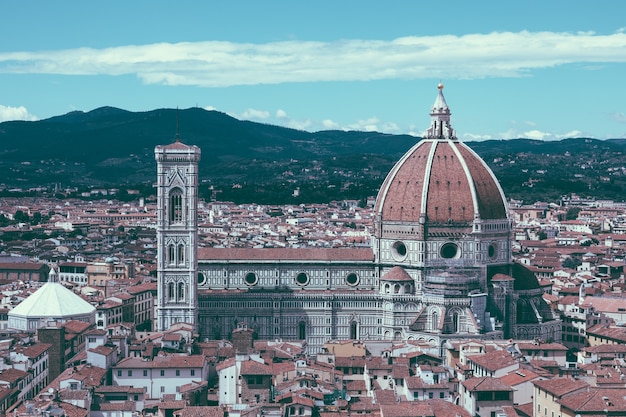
[[275, 109, 288, 119], [286, 119, 313, 131], [463, 133, 494, 141], [346, 117, 383, 132], [322, 119, 340, 130], [557, 130, 584, 139], [239, 108, 270, 120], [1, 31, 625, 87], [0, 105, 37, 122], [203, 105, 217, 111]]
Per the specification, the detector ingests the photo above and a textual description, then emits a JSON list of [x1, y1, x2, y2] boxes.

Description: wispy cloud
[[1, 31, 625, 87], [613, 112, 626, 124]]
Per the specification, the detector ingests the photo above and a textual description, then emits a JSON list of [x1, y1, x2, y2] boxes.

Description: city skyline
[[1, 1, 625, 141]]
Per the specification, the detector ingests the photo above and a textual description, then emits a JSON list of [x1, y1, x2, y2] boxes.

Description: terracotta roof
[[0, 262, 47, 270], [373, 389, 397, 405], [517, 342, 567, 351], [99, 402, 136, 411], [345, 379, 367, 390], [64, 320, 93, 334], [467, 349, 517, 372], [94, 385, 145, 394], [0, 368, 29, 383], [514, 402, 534, 417], [463, 376, 513, 392], [498, 369, 541, 386], [116, 355, 205, 369], [52, 364, 107, 390], [381, 266, 413, 282], [215, 357, 236, 372], [158, 400, 187, 410], [558, 388, 626, 413], [379, 399, 471, 417], [532, 377, 588, 397], [374, 137, 507, 224], [584, 344, 626, 354], [335, 356, 365, 368], [14, 342, 53, 358], [89, 345, 116, 356], [491, 273, 515, 281], [198, 247, 373, 262], [127, 282, 157, 293], [350, 397, 375, 412], [162, 333, 183, 342], [174, 406, 224, 417], [240, 359, 272, 375]]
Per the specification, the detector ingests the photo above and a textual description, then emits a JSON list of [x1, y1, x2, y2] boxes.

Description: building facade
[[155, 138, 201, 331], [157, 85, 561, 353]]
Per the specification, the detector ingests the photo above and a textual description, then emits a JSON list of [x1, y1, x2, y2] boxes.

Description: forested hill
[[1, 106, 624, 204]]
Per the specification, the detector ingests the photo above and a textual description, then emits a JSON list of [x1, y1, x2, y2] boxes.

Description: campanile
[[154, 137, 201, 331]]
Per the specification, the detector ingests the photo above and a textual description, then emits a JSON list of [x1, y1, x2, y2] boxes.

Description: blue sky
[[1, 1, 625, 141]]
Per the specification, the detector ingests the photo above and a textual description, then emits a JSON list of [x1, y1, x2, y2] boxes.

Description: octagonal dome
[[374, 84, 507, 225]]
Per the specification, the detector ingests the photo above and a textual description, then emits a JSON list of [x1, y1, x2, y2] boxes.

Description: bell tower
[[154, 136, 201, 332]]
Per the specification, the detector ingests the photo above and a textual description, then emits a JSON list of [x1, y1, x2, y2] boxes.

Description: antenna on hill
[[175, 106, 180, 142]]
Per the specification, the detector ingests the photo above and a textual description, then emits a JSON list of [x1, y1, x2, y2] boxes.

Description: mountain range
[[1, 106, 625, 204]]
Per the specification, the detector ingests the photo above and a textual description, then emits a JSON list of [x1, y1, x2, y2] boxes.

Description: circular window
[[488, 243, 497, 259], [295, 272, 309, 286], [440, 242, 460, 259], [244, 272, 258, 286], [346, 273, 359, 286], [391, 241, 408, 261], [197, 272, 207, 286]]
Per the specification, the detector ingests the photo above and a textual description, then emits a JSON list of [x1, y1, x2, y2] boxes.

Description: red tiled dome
[[374, 84, 507, 224], [374, 139, 507, 223]]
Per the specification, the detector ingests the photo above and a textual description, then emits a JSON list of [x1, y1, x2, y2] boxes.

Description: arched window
[[452, 311, 460, 333], [298, 321, 306, 340], [168, 282, 175, 301], [350, 321, 358, 339], [178, 282, 185, 301], [168, 245, 175, 264], [169, 189, 183, 223], [178, 244, 185, 264], [431, 311, 439, 331]]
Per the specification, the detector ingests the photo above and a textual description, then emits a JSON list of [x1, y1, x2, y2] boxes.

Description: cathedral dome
[[374, 84, 507, 225], [8, 268, 95, 331]]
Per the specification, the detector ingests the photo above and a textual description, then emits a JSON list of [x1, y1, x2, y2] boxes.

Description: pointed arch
[[350, 321, 359, 339], [178, 243, 185, 264], [298, 320, 306, 340], [431, 310, 439, 331], [452, 310, 460, 333], [168, 244, 175, 264], [169, 188, 184, 223]]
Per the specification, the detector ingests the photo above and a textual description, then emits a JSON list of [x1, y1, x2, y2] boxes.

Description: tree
[[566, 207, 582, 220], [31, 212, 42, 225], [14, 210, 29, 223], [562, 256, 582, 270]]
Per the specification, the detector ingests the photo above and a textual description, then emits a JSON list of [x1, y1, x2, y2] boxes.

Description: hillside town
[[0, 193, 626, 417]]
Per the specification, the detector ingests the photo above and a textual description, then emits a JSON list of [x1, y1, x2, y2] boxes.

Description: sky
[[1, 1, 625, 141]]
